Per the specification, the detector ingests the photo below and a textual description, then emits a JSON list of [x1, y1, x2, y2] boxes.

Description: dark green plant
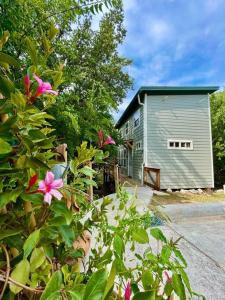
[[210, 91, 225, 187]]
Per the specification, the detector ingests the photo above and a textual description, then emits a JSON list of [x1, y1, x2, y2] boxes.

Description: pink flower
[[31, 74, 58, 102], [98, 130, 116, 148], [103, 136, 116, 146], [24, 74, 31, 97], [124, 282, 131, 300], [38, 171, 63, 205], [164, 270, 172, 283]]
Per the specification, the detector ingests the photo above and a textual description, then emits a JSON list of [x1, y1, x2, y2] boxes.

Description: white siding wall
[[147, 94, 214, 189]]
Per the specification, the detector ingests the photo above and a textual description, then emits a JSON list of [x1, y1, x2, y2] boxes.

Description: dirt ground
[[119, 175, 225, 204], [152, 191, 225, 205]]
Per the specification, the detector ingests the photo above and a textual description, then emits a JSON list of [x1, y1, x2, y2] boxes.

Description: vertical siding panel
[[147, 94, 213, 189]]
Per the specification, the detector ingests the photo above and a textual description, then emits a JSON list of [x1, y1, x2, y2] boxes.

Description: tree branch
[[22, 0, 111, 38], [0, 245, 10, 299], [0, 273, 43, 294]]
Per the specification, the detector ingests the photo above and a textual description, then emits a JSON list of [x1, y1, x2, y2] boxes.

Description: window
[[119, 148, 128, 167], [125, 122, 129, 135], [133, 109, 140, 129], [167, 139, 193, 150], [122, 148, 128, 167], [135, 140, 142, 150]]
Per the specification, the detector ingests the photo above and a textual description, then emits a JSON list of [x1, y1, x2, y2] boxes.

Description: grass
[[152, 191, 225, 206]]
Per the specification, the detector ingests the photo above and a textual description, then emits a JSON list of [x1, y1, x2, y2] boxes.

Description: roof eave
[[115, 86, 219, 128]]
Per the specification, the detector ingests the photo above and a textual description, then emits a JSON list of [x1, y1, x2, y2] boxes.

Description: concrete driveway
[[162, 203, 225, 299]]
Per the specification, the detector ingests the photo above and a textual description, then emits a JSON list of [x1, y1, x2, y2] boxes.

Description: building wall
[[146, 94, 214, 189], [118, 106, 144, 181]]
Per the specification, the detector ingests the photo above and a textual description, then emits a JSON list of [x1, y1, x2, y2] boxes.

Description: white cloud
[[147, 19, 172, 42]]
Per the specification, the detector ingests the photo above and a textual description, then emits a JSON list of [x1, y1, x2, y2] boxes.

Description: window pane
[[186, 142, 191, 148], [169, 142, 174, 147], [175, 142, 179, 147], [181, 142, 185, 147]]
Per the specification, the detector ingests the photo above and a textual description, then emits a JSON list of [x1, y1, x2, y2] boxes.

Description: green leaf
[[0, 31, 10, 50], [0, 52, 19, 67], [161, 245, 171, 263], [180, 268, 192, 296], [40, 271, 63, 300], [150, 228, 167, 243], [23, 229, 40, 258], [173, 248, 187, 267], [11, 91, 26, 108], [30, 247, 46, 272], [41, 291, 61, 300], [102, 262, 116, 299], [113, 235, 124, 257], [80, 166, 96, 177], [0, 187, 22, 208], [164, 282, 173, 297], [0, 75, 15, 97], [59, 225, 75, 247], [172, 273, 186, 300], [0, 229, 22, 240], [20, 193, 43, 205], [51, 201, 73, 225], [84, 269, 107, 300], [28, 129, 46, 142], [10, 259, 30, 294], [69, 285, 85, 300], [133, 291, 155, 300], [142, 270, 154, 290], [0, 138, 12, 154], [132, 228, 149, 244], [25, 37, 38, 65]]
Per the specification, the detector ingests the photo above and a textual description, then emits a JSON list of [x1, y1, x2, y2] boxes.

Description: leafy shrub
[[0, 29, 199, 300]]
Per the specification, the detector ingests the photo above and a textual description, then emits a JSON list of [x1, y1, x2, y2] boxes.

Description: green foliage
[[23, 229, 40, 258], [10, 259, 30, 294], [0, 5, 196, 299], [83, 269, 107, 300], [210, 91, 225, 186], [40, 271, 63, 300], [0, 0, 132, 154]]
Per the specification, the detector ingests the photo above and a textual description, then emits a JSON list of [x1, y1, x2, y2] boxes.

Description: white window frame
[[119, 147, 128, 167], [133, 109, 140, 129], [135, 140, 142, 151], [125, 121, 129, 136], [167, 139, 193, 150], [122, 148, 128, 167]]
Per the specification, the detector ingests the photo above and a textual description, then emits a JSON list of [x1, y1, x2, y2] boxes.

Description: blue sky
[[113, 0, 225, 120]]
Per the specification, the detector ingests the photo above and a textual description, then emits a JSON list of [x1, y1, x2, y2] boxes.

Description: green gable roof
[[115, 86, 219, 128]]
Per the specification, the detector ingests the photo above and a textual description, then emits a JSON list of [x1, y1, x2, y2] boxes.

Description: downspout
[[138, 94, 148, 185], [208, 93, 214, 188]]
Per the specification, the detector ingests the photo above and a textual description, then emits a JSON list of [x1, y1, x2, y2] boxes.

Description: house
[[116, 86, 219, 190]]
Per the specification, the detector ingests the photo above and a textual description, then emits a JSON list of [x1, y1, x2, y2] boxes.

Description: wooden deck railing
[[143, 166, 160, 190], [88, 162, 119, 200]]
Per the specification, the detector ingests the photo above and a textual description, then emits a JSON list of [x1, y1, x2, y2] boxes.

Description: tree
[[210, 90, 225, 186], [0, 0, 132, 154]]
